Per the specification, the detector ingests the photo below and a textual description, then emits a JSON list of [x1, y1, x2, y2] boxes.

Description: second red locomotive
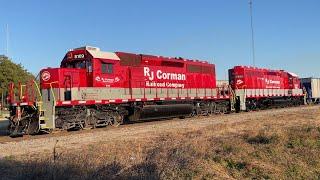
[[229, 66, 303, 111]]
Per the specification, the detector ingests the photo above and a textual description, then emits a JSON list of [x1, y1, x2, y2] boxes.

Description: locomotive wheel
[[190, 109, 197, 117], [8, 121, 24, 137], [8, 122, 16, 135], [8, 122, 18, 136], [203, 110, 209, 116], [210, 103, 217, 115], [62, 122, 69, 130], [110, 113, 123, 127], [111, 117, 120, 127], [221, 106, 227, 114], [83, 116, 92, 129], [92, 118, 98, 129], [26, 120, 39, 135]]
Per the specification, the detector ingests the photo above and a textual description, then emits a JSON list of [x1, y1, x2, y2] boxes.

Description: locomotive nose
[[40, 69, 58, 89], [40, 68, 68, 91]]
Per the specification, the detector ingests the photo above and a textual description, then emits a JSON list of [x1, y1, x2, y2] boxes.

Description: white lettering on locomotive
[[156, 70, 186, 81], [95, 76, 120, 83], [74, 54, 85, 59], [144, 67, 154, 80], [145, 81, 185, 88], [236, 79, 244, 85], [144, 67, 186, 81], [265, 79, 280, 85]]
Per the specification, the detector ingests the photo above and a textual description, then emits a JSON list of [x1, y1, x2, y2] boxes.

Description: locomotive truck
[[7, 46, 304, 136]]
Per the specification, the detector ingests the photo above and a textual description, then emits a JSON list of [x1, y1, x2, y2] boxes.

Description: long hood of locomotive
[[229, 66, 301, 90], [40, 66, 217, 90]]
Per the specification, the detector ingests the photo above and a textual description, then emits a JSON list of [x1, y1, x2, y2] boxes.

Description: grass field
[[0, 106, 319, 179]]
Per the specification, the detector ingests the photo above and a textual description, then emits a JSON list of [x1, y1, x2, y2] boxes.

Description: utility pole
[[5, 24, 9, 57], [249, 0, 256, 67], [1, 90, 3, 114]]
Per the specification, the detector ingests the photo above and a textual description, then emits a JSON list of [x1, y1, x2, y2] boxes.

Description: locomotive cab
[[40, 46, 121, 102], [60, 46, 94, 89]]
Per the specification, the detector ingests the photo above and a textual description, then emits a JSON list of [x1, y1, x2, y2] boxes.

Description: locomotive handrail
[[7, 80, 39, 104], [33, 79, 42, 101], [19, 84, 27, 101], [44, 81, 59, 102]]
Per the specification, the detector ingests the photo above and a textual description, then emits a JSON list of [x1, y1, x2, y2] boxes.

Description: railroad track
[[0, 105, 315, 144]]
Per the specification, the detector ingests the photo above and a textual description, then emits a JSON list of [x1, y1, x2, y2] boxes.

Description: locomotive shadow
[[0, 138, 191, 179], [0, 156, 161, 179]]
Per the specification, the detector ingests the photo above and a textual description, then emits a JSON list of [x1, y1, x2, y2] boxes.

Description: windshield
[[64, 60, 86, 69], [62, 60, 92, 72]]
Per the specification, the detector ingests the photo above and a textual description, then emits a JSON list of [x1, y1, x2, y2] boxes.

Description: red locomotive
[[7, 46, 304, 136], [229, 66, 303, 111]]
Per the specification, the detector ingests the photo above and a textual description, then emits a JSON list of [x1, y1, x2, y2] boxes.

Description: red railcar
[[229, 66, 303, 111]]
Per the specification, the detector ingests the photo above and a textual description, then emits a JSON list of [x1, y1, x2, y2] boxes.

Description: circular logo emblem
[[41, 71, 51, 81], [236, 79, 244, 85]]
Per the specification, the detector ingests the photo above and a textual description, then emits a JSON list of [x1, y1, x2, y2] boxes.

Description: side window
[[102, 63, 113, 74], [87, 61, 92, 73]]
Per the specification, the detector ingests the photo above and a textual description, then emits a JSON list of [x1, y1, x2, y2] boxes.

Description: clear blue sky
[[0, 0, 319, 79]]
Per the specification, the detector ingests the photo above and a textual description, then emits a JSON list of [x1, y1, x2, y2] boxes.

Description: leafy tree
[[0, 55, 35, 99]]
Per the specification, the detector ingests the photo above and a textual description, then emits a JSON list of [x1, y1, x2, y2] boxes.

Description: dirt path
[[0, 106, 319, 158]]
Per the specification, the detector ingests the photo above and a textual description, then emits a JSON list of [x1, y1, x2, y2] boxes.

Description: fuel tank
[[139, 104, 193, 120]]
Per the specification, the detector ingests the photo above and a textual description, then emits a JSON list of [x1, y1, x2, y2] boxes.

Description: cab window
[[102, 63, 113, 74], [76, 61, 86, 69], [64, 60, 86, 69]]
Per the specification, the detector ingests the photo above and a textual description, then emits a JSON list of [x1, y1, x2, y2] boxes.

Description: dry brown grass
[[1, 107, 320, 179], [1, 125, 320, 179]]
